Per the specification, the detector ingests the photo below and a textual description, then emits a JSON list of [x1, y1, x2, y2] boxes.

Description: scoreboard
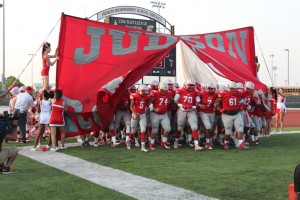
[[109, 16, 176, 77]]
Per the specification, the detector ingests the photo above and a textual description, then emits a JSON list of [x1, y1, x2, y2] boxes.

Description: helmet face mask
[[129, 85, 137, 93], [244, 81, 254, 91], [185, 79, 196, 91], [227, 81, 238, 93], [206, 82, 216, 94], [159, 82, 168, 95], [138, 84, 149, 96], [150, 80, 159, 90]]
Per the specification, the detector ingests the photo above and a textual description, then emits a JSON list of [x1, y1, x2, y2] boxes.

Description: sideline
[[19, 146, 217, 200]]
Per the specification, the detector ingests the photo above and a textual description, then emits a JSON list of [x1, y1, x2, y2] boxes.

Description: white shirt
[[14, 92, 35, 112]]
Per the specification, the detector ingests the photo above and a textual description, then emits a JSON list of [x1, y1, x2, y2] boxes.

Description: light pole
[[150, 1, 166, 32], [270, 54, 274, 85], [284, 49, 289, 86], [0, 0, 5, 91], [28, 54, 36, 87], [273, 66, 278, 86]]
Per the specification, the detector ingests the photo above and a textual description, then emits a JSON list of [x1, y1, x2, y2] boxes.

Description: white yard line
[[19, 147, 217, 200]]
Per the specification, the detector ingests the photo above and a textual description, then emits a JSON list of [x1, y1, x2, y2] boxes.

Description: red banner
[[57, 14, 178, 136], [57, 14, 266, 136], [180, 27, 266, 90]]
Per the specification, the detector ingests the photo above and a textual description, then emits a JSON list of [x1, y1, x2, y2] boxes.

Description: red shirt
[[218, 90, 241, 111], [118, 93, 130, 111], [198, 91, 218, 113], [240, 90, 254, 110], [130, 93, 150, 114], [150, 90, 171, 115], [176, 88, 200, 107]]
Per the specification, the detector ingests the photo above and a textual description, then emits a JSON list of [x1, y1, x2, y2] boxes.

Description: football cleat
[[239, 142, 249, 150], [125, 141, 131, 149], [205, 143, 213, 150], [149, 143, 156, 150], [161, 142, 170, 150], [187, 141, 194, 148], [194, 144, 203, 151]]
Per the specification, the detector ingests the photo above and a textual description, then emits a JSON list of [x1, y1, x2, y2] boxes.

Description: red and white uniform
[[240, 90, 254, 128], [218, 90, 243, 135], [41, 54, 50, 77], [130, 93, 150, 134], [198, 90, 218, 130], [49, 99, 65, 126], [149, 90, 172, 134], [174, 88, 200, 132]]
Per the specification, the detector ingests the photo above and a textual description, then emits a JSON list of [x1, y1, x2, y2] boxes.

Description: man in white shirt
[[13, 86, 35, 143]]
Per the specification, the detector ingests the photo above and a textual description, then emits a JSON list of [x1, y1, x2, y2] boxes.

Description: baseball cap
[[25, 86, 34, 91]]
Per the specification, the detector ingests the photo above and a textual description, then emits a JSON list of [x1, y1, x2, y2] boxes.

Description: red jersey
[[130, 93, 150, 114], [240, 90, 254, 110], [218, 90, 241, 111], [118, 93, 130, 111], [198, 91, 218, 113], [175, 88, 200, 107], [150, 90, 171, 115], [41, 54, 50, 76]]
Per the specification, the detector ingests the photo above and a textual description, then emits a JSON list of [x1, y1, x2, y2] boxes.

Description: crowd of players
[[81, 78, 280, 152]]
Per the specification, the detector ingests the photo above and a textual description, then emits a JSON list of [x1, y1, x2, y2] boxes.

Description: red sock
[[192, 130, 198, 140]]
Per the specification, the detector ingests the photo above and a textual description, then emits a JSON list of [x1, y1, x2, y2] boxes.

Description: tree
[[4, 76, 24, 89]]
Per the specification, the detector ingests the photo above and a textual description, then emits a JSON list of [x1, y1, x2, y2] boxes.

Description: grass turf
[[1, 127, 300, 200]]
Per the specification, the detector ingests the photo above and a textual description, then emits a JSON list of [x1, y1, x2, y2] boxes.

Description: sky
[[0, 0, 299, 88]]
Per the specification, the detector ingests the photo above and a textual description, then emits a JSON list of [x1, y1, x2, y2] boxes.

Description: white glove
[[149, 103, 154, 111], [247, 105, 252, 111]]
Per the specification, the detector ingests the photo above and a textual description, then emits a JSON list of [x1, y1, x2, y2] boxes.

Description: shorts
[[0, 147, 18, 164]]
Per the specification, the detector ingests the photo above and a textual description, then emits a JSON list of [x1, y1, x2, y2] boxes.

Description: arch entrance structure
[[89, 6, 176, 84]]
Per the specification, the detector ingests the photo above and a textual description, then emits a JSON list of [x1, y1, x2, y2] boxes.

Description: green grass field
[[1, 128, 300, 200]]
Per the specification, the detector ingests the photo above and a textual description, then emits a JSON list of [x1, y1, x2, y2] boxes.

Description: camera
[[0, 111, 19, 138]]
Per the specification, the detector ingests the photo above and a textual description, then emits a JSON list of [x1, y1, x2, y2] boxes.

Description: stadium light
[[284, 49, 289, 86], [0, 0, 5, 91], [270, 54, 274, 85]]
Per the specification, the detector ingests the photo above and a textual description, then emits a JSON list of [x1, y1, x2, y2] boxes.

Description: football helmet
[[236, 82, 244, 89], [185, 79, 196, 91], [244, 81, 254, 90], [150, 80, 159, 90], [158, 82, 168, 95], [138, 84, 149, 96], [206, 82, 216, 94], [227, 81, 237, 93], [128, 85, 137, 93]]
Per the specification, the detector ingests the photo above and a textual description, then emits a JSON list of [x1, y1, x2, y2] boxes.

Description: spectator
[[31, 90, 52, 151], [275, 88, 286, 132], [13, 86, 35, 143]]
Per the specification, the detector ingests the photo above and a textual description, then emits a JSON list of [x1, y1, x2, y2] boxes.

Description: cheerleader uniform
[[41, 54, 49, 77], [276, 94, 286, 114], [49, 99, 65, 127], [39, 99, 52, 124]]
